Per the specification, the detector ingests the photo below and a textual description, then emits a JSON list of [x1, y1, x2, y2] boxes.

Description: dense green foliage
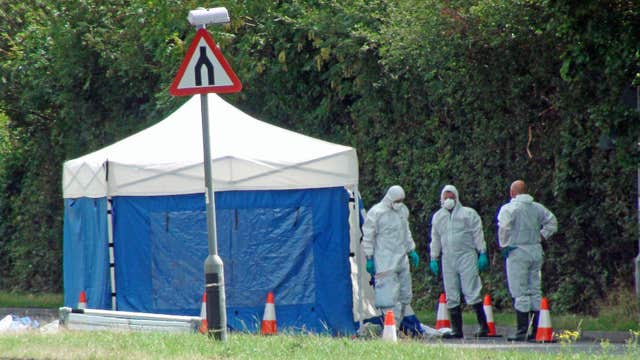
[[0, 0, 638, 314]]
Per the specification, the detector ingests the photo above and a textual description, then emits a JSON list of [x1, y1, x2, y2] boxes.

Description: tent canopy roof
[[63, 95, 358, 198]]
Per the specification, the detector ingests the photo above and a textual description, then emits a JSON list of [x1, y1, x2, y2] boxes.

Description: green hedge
[[0, 0, 638, 313]]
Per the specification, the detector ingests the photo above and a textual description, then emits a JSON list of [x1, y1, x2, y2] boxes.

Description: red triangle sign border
[[169, 28, 242, 96]]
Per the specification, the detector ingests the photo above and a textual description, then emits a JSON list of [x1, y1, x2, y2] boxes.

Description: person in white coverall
[[430, 185, 490, 338], [497, 180, 557, 341], [362, 185, 420, 327]]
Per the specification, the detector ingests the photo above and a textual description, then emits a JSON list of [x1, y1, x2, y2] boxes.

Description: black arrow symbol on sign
[[194, 46, 214, 86]]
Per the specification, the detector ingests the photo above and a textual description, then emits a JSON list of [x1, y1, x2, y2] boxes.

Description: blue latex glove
[[409, 250, 420, 268], [429, 259, 439, 276], [478, 252, 489, 272], [366, 258, 375, 276], [501, 246, 517, 259]]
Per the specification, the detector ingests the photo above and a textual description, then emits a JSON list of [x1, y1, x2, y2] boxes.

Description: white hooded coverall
[[430, 185, 486, 308], [362, 186, 415, 322], [497, 194, 557, 312]]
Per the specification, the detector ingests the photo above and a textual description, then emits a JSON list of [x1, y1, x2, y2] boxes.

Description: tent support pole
[[354, 186, 366, 334], [107, 196, 116, 310]]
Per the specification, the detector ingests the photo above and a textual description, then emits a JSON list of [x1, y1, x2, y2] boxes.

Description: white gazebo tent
[[62, 94, 376, 334]]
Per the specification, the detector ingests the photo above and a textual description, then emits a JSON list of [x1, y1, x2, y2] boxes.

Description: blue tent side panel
[[111, 187, 354, 334], [63, 197, 111, 309]]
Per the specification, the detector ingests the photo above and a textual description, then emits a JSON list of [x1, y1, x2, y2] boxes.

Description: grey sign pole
[[200, 92, 227, 341], [190, 8, 233, 341], [169, 7, 236, 340]]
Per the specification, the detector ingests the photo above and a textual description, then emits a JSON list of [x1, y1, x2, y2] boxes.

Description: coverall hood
[[513, 194, 534, 203], [440, 184, 461, 208], [383, 185, 405, 208]]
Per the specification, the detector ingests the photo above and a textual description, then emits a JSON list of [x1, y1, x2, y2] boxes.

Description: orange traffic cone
[[483, 294, 500, 337], [261, 291, 277, 335], [77, 290, 87, 309], [535, 297, 554, 342], [381, 310, 397, 342], [199, 292, 208, 334], [435, 293, 451, 329]]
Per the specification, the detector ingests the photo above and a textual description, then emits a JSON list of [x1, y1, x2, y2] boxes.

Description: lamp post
[[188, 7, 230, 341]]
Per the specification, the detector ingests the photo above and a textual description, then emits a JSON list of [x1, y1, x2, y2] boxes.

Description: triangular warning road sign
[[170, 28, 242, 96]]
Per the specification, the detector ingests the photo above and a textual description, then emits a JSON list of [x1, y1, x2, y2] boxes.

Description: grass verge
[[1, 331, 639, 360], [416, 287, 640, 332], [0, 292, 63, 308], [416, 310, 640, 332]]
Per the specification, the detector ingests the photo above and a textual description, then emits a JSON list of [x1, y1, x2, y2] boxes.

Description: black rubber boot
[[443, 306, 464, 339], [529, 311, 540, 341], [473, 302, 490, 337], [507, 310, 529, 341]]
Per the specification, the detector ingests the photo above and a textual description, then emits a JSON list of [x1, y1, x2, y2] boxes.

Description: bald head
[[510, 180, 527, 198]]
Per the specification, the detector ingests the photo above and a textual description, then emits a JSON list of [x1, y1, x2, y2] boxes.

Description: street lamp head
[[188, 7, 230, 27]]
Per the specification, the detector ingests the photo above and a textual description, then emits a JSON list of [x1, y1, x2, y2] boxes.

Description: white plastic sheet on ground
[[39, 320, 60, 334], [0, 315, 40, 333], [356, 321, 450, 339], [422, 324, 452, 337]]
